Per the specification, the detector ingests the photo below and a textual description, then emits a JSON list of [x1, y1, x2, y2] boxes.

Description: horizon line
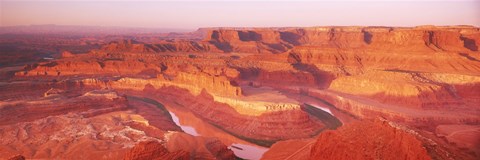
[[1, 24, 479, 29]]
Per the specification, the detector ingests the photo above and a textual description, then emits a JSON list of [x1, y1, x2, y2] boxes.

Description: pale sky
[[1, 0, 479, 29]]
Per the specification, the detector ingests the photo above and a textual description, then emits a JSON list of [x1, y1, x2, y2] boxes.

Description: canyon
[[0, 25, 479, 160]]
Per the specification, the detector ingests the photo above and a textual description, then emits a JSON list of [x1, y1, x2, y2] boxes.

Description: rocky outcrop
[[0, 111, 164, 159], [172, 71, 242, 97], [101, 39, 223, 53], [206, 29, 291, 53], [309, 119, 432, 160], [102, 39, 157, 53], [204, 138, 236, 160], [287, 47, 480, 76], [203, 26, 479, 53], [261, 119, 439, 160], [328, 71, 480, 109], [304, 88, 480, 129], [0, 90, 128, 125], [164, 132, 235, 160], [15, 59, 163, 77], [260, 139, 314, 160], [104, 73, 241, 97], [123, 141, 189, 160]]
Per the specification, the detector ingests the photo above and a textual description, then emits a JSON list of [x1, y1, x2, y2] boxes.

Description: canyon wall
[[204, 26, 479, 53], [4, 26, 480, 159]]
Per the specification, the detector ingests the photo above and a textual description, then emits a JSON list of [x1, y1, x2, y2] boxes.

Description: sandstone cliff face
[[203, 26, 479, 53], [15, 59, 163, 77], [309, 119, 432, 160], [287, 47, 480, 76], [101, 39, 223, 53], [206, 29, 290, 53], [328, 71, 480, 109], [303, 88, 480, 129], [102, 39, 156, 53], [173, 71, 242, 97], [261, 120, 440, 160]]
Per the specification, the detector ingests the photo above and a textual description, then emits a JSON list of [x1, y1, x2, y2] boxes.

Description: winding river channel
[[130, 95, 342, 160]]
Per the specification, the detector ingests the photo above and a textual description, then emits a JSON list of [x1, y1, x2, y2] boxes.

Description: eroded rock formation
[[1, 25, 480, 159], [123, 141, 189, 160], [309, 119, 431, 160]]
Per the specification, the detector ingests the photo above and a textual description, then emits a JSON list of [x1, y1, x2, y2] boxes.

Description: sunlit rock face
[[1, 26, 480, 160], [261, 119, 433, 160], [309, 119, 432, 160]]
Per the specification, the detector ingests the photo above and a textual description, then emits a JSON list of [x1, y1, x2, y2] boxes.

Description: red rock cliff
[[309, 119, 432, 160]]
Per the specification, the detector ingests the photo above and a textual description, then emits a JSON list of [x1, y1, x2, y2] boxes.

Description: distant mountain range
[[0, 24, 196, 35]]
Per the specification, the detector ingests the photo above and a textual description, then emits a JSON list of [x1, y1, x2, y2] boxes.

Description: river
[[128, 95, 269, 160], [165, 104, 269, 160], [129, 95, 341, 160]]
